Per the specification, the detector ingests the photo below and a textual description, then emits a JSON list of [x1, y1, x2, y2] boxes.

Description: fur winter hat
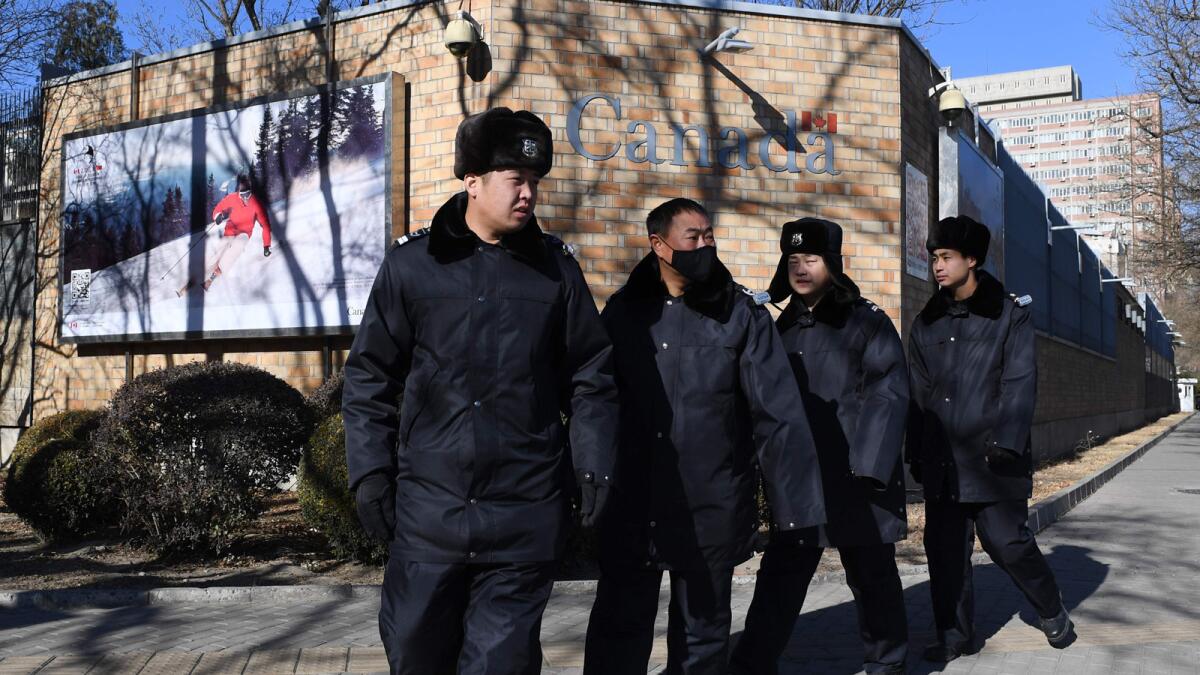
[[926, 215, 991, 266], [454, 108, 553, 179]]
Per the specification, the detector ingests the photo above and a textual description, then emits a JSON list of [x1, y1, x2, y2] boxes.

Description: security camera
[[928, 81, 968, 125], [939, 86, 967, 123], [445, 12, 481, 58]]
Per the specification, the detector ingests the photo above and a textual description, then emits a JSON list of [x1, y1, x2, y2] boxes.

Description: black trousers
[[377, 558, 555, 675], [583, 563, 734, 675], [730, 543, 908, 674], [924, 498, 1064, 649]]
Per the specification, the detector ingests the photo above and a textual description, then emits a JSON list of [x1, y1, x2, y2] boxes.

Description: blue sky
[[919, 0, 1142, 99], [111, 0, 1142, 100]]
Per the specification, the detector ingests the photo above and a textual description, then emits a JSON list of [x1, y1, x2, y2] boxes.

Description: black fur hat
[[454, 108, 553, 179], [768, 218, 858, 303], [926, 215, 991, 266]]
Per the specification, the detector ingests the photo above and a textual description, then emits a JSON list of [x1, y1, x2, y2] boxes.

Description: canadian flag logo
[[800, 112, 838, 134]]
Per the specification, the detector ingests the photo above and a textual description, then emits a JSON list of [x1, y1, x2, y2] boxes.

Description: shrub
[[94, 361, 314, 553], [305, 370, 344, 420], [298, 413, 387, 564], [4, 409, 119, 541]]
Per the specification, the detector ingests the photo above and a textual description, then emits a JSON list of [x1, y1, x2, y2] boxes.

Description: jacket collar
[[777, 292, 853, 332], [624, 252, 737, 322], [919, 269, 1006, 324], [427, 191, 546, 262]]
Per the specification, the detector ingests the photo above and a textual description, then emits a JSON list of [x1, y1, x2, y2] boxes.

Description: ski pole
[[158, 178, 234, 281]]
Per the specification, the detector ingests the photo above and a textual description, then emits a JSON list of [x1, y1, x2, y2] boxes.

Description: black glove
[[577, 470, 610, 528], [986, 443, 1022, 470], [354, 472, 396, 541], [214, 210, 230, 225], [263, 246, 272, 257], [908, 461, 923, 484]]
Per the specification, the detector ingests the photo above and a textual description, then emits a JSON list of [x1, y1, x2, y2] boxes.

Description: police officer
[[907, 215, 1074, 662], [731, 218, 910, 674], [583, 198, 825, 674], [342, 108, 619, 674]]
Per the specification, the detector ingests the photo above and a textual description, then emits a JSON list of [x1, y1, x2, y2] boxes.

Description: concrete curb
[[3, 414, 1190, 609], [1025, 412, 1194, 534]]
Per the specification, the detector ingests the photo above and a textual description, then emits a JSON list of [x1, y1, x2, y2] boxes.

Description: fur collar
[[919, 269, 1006, 323], [623, 252, 737, 322], [776, 292, 854, 332], [427, 191, 546, 262]]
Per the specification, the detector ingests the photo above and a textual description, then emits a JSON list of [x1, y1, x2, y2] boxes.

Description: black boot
[[1039, 606, 1074, 648]]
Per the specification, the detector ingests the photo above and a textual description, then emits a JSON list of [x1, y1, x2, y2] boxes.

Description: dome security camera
[[445, 13, 480, 58], [938, 85, 967, 124]]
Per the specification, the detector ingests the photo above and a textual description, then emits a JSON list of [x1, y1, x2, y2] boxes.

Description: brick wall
[[32, 0, 915, 417], [897, 32, 942, 339], [484, 0, 906, 308], [34, 0, 483, 413]]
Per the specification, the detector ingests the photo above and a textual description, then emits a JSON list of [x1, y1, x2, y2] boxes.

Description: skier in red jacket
[[178, 174, 272, 296]]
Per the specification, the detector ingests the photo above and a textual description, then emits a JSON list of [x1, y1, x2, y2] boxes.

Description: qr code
[[71, 269, 91, 302]]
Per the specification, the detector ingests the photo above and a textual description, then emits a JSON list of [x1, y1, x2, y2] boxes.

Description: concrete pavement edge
[[2, 413, 1191, 610]]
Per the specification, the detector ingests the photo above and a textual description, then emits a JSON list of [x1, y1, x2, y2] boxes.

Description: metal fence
[[999, 142, 1130, 358], [1, 88, 42, 225]]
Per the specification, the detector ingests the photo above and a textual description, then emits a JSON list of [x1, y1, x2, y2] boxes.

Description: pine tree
[[254, 106, 274, 194], [206, 173, 216, 216], [337, 86, 384, 160]]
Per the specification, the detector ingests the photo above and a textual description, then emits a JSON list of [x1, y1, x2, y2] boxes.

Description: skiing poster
[[59, 77, 390, 342]]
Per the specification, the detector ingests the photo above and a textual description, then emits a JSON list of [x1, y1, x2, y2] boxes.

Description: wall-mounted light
[[928, 81, 967, 125], [444, 11, 482, 58], [701, 27, 754, 56], [1102, 277, 1134, 284]]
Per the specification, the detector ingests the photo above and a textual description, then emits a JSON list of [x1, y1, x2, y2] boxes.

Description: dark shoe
[[921, 641, 976, 663], [1040, 607, 1075, 648]]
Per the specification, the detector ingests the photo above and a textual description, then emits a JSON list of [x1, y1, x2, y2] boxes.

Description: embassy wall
[[30, 0, 921, 423], [21, 0, 1172, 468]]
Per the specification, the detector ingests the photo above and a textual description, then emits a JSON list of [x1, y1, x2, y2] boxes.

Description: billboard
[[59, 76, 392, 342]]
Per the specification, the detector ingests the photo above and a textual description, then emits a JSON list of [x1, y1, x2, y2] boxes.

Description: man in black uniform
[[342, 108, 619, 675], [907, 215, 1074, 662], [583, 198, 826, 674], [731, 218, 910, 674]]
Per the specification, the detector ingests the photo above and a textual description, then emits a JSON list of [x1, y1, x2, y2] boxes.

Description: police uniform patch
[[544, 234, 576, 257], [395, 227, 430, 247], [738, 286, 771, 306], [1010, 293, 1033, 307]]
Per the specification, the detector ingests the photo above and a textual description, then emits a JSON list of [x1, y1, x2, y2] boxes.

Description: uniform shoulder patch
[[738, 285, 771, 306], [1010, 293, 1033, 307], [858, 298, 883, 313], [543, 233, 576, 257], [394, 227, 430, 247]]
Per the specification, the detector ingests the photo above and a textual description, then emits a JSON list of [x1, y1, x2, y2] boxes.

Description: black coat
[[342, 192, 619, 563], [599, 254, 826, 570], [775, 294, 909, 547], [906, 271, 1037, 503]]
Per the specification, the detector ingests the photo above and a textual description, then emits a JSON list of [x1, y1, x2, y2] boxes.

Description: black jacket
[[775, 293, 909, 547], [599, 253, 825, 570], [906, 271, 1037, 503], [342, 192, 619, 563]]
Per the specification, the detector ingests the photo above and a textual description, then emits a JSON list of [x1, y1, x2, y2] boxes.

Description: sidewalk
[[2, 414, 1198, 674]]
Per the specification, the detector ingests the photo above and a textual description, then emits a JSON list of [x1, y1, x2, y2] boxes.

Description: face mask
[[659, 241, 719, 284]]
